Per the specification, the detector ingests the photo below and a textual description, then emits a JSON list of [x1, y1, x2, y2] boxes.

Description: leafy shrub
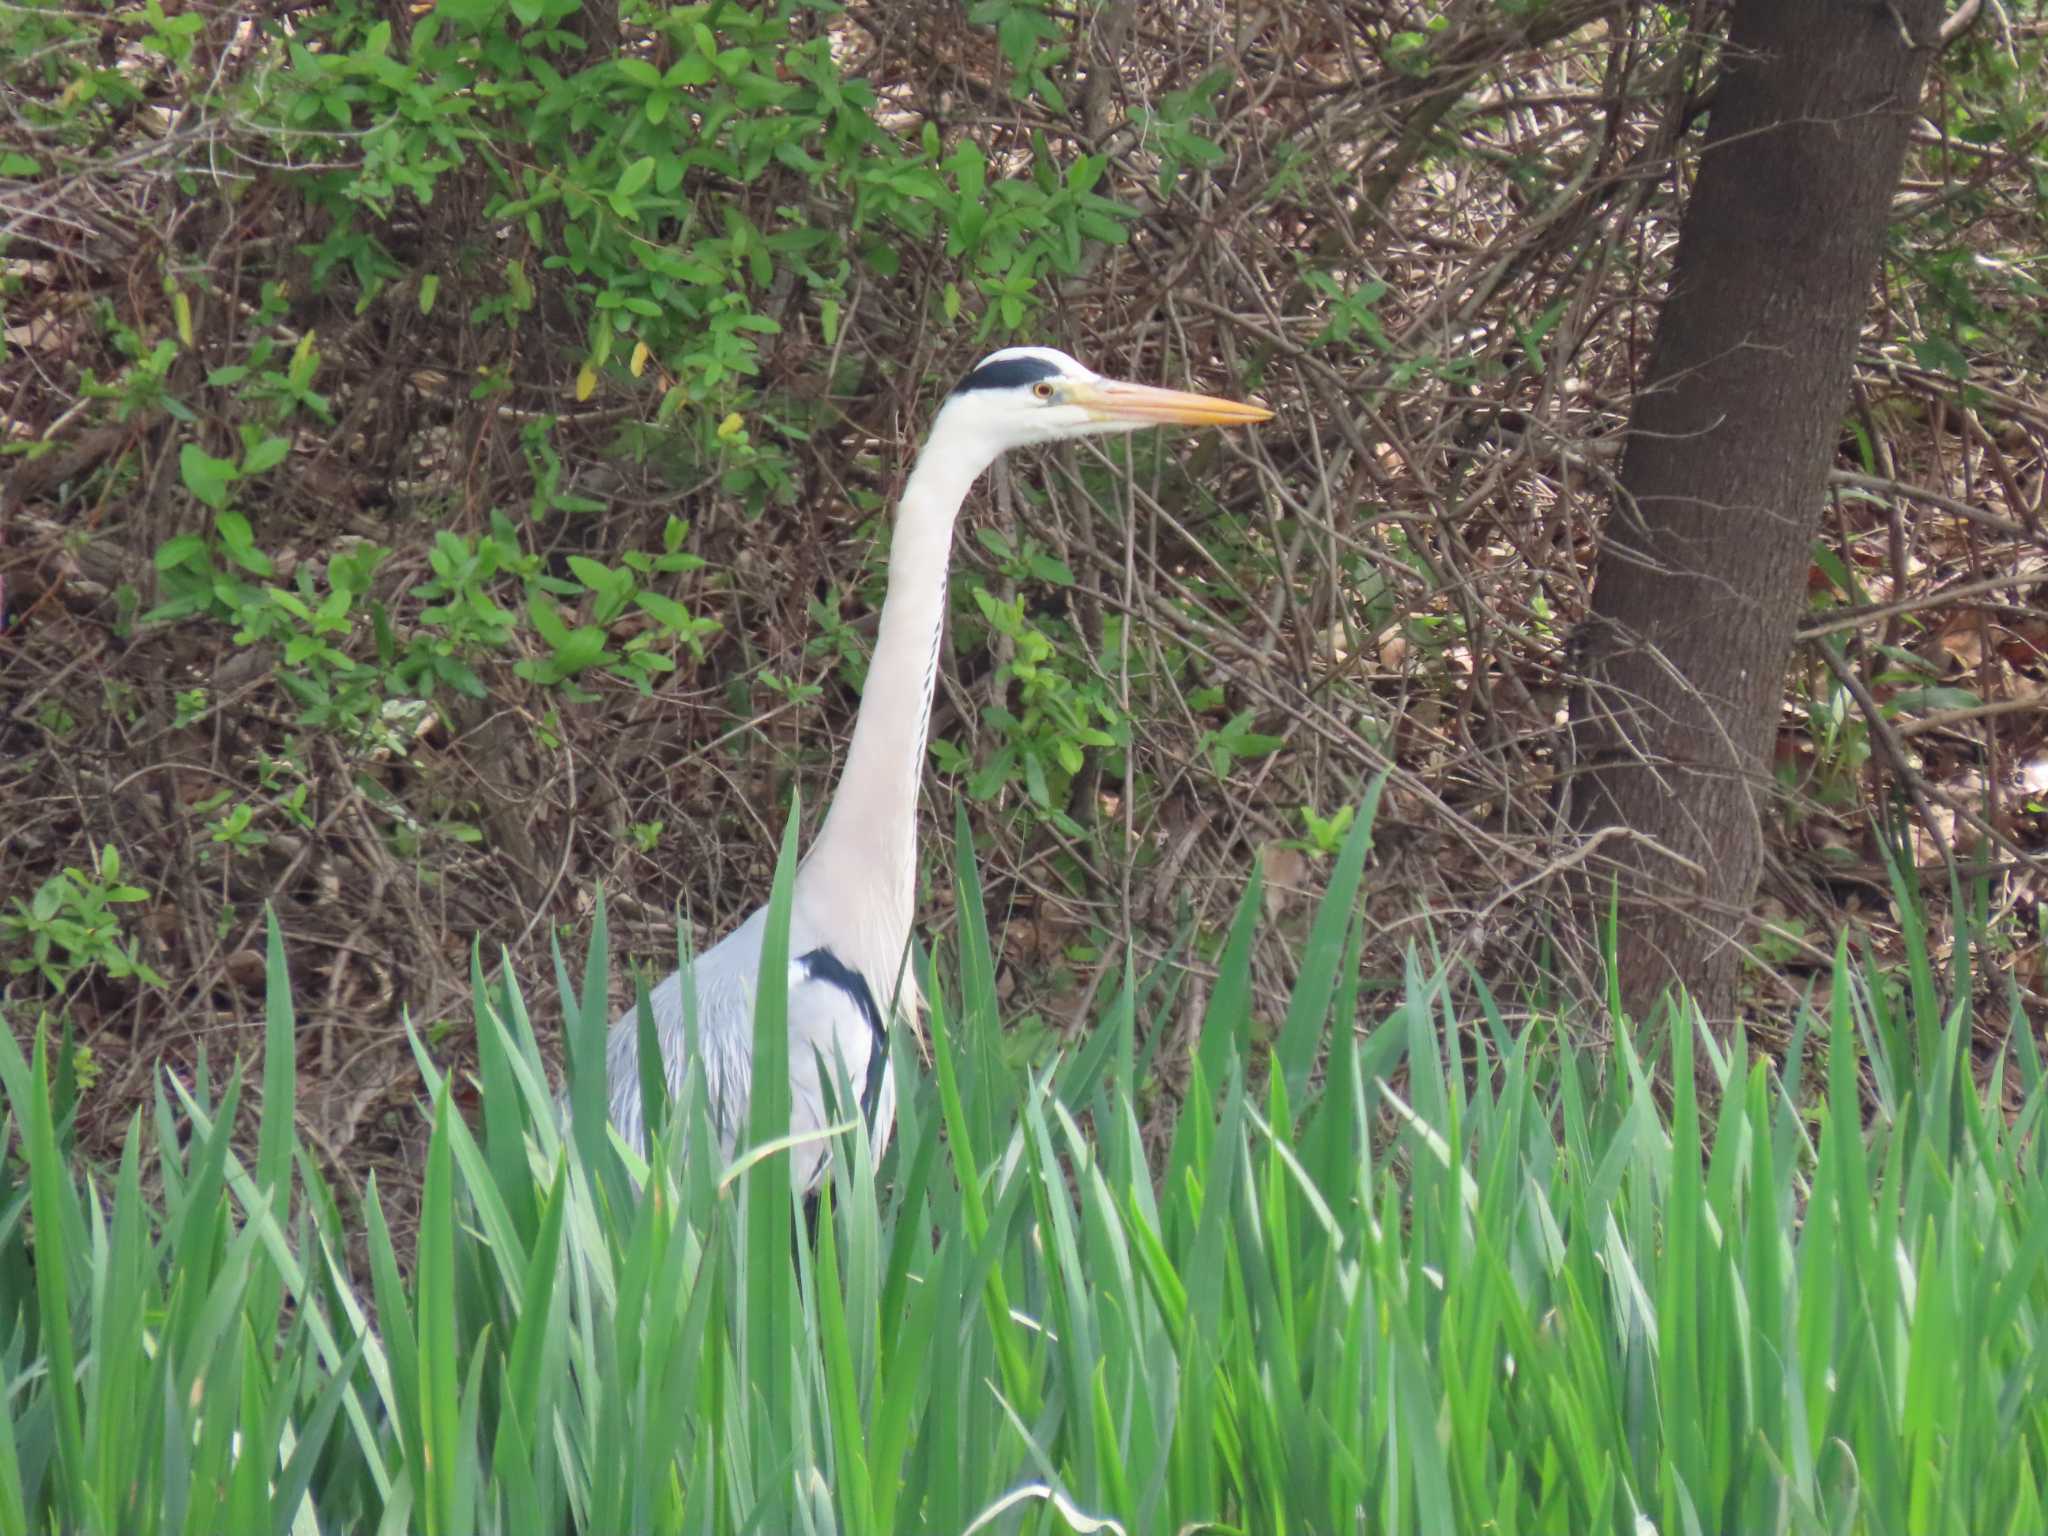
[[0, 844, 163, 995], [3, 0, 1178, 859]]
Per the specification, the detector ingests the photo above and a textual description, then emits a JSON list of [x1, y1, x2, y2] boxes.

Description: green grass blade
[[0, 1367, 27, 1536], [254, 910, 297, 1217], [742, 793, 803, 1529], [634, 971, 672, 1154], [1273, 774, 1383, 1109], [270, 1335, 365, 1536], [562, 890, 626, 1217], [471, 944, 538, 1242], [416, 1086, 464, 1536], [813, 1188, 874, 1536], [1196, 855, 1263, 1093], [18, 1027, 85, 1530], [950, 802, 1009, 1172]]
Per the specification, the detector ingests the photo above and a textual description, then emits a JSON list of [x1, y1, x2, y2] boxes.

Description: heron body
[[604, 346, 1270, 1187]]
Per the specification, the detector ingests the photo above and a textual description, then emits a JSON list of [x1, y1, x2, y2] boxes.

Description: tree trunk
[[1568, 0, 1944, 1024]]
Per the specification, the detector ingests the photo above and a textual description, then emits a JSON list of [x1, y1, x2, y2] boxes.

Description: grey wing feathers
[[603, 908, 765, 1159], [601, 909, 894, 1190]]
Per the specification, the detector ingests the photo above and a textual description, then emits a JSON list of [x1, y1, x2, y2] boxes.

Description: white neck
[[799, 412, 995, 996]]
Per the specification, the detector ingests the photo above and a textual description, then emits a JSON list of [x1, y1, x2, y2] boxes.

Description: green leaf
[[1026, 552, 1075, 586], [213, 513, 274, 576], [154, 536, 208, 573], [241, 436, 290, 476], [742, 794, 803, 1531], [615, 155, 656, 198], [1226, 730, 1285, 759], [1911, 334, 1970, 378], [632, 590, 699, 633], [417, 1086, 465, 1536], [180, 444, 237, 510], [551, 627, 608, 672], [526, 595, 571, 649], [565, 555, 614, 591]]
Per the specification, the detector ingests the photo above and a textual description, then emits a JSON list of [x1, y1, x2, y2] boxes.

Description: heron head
[[936, 346, 1271, 455]]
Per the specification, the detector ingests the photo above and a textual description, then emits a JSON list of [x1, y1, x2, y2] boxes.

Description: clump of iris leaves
[[1, 788, 2043, 1536]]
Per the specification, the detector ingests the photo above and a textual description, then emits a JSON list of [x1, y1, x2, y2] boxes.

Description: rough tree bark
[[1569, 0, 1946, 1024]]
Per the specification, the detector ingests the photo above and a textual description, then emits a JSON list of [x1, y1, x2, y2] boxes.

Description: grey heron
[[604, 346, 1271, 1186]]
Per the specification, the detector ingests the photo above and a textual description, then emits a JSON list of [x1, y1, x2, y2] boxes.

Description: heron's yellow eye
[[1032, 380, 1056, 400]]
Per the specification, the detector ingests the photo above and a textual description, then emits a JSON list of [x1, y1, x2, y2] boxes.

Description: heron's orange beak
[[1070, 377, 1273, 427]]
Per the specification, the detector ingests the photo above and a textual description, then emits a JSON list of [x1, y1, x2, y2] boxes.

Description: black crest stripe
[[798, 947, 889, 1126], [951, 355, 1062, 395]]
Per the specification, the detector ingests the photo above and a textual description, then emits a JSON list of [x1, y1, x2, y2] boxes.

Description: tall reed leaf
[[2, 849, 2044, 1534], [1273, 773, 1383, 1109], [742, 793, 803, 1529]]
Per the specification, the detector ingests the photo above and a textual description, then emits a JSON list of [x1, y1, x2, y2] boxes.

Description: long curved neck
[[800, 413, 994, 977]]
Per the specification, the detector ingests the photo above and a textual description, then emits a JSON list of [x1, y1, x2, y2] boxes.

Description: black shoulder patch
[[951, 354, 1063, 396], [798, 947, 889, 1126]]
